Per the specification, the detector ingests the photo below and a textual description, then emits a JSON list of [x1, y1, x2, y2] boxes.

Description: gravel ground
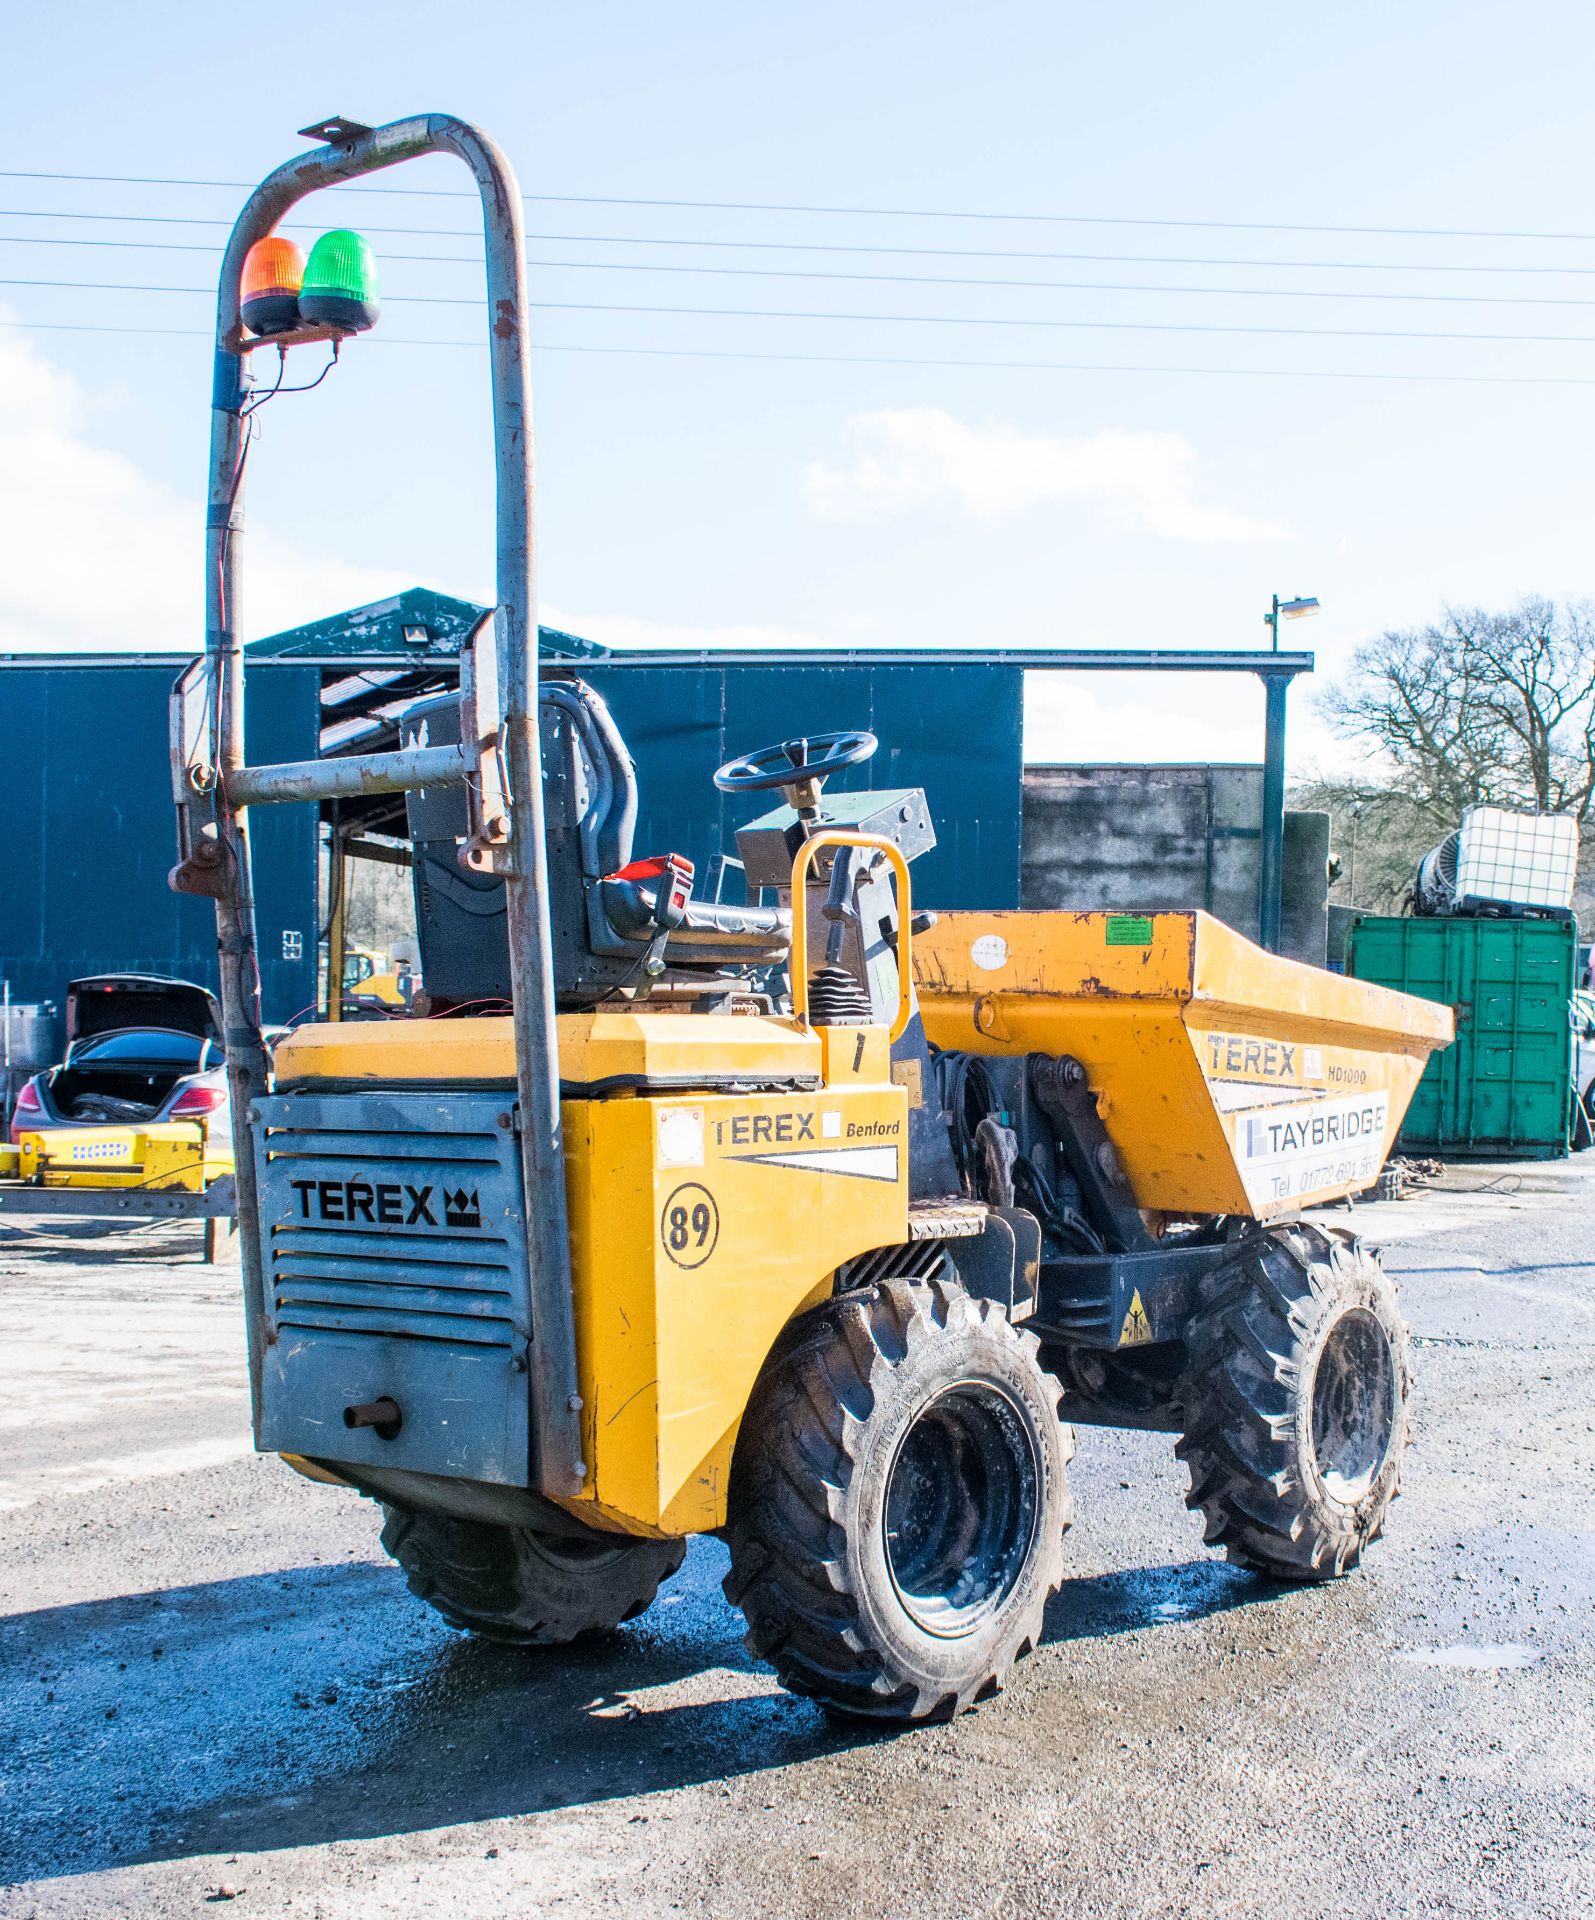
[[1, 1161, 1592, 1919]]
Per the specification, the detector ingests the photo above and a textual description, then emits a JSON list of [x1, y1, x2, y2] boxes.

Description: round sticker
[[970, 933, 1009, 971], [660, 1183, 720, 1269]]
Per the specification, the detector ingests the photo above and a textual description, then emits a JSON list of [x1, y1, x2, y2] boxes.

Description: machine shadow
[[1040, 1557, 1282, 1643], [0, 1218, 209, 1267], [1, 1549, 867, 1886], [5, 1550, 1278, 1886]]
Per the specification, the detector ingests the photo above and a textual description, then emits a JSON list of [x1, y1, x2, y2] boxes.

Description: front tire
[[379, 1506, 686, 1645], [724, 1274, 1073, 1722], [1176, 1225, 1409, 1581]]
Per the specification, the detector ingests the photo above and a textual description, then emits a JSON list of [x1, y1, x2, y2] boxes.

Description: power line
[[5, 167, 1595, 245], [9, 204, 1595, 278], [9, 275, 1595, 345], [11, 230, 1595, 308], [7, 315, 1595, 386]]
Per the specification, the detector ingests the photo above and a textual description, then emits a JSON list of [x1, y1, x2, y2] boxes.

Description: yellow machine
[[15, 1121, 233, 1192], [242, 715, 1448, 1722], [0, 1118, 238, 1261], [172, 113, 1454, 1724]]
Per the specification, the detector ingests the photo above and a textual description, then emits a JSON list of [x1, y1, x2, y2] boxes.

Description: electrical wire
[[11, 317, 1595, 386], [11, 275, 1595, 344], [21, 214, 1595, 284], [1012, 1153, 1106, 1255], [240, 340, 341, 412], [13, 216, 1595, 277], [934, 1050, 1000, 1190], [7, 167, 1595, 243], [15, 232, 1595, 308]]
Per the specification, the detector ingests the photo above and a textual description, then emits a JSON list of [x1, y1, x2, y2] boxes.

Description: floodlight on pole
[[1266, 593, 1319, 651]]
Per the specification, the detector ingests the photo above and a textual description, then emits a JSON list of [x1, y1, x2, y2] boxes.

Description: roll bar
[[170, 115, 583, 1499]]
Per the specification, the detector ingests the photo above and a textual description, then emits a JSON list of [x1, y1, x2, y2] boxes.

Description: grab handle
[[789, 831, 913, 1044]]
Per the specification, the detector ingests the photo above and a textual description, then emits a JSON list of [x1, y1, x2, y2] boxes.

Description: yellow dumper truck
[[171, 113, 1451, 1722]]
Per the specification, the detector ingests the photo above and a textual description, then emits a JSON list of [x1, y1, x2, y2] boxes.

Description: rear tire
[[379, 1506, 685, 1645], [1176, 1225, 1409, 1581], [724, 1275, 1073, 1722]]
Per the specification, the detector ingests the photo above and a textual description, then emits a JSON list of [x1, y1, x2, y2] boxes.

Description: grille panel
[[269, 1226, 518, 1347], [252, 1088, 532, 1486]]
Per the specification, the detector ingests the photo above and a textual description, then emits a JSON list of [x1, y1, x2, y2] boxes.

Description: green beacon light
[[298, 229, 381, 333]]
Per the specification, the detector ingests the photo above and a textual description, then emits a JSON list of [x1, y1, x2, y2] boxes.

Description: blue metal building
[[5, 588, 1306, 1023], [2, 590, 1023, 1023], [3, 656, 320, 1021]]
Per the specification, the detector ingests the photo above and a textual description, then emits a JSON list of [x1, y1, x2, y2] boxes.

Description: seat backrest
[[403, 677, 651, 1008], [540, 680, 638, 882]]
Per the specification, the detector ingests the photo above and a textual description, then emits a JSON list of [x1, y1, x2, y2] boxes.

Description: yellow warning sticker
[[891, 1058, 925, 1110], [1119, 1289, 1153, 1347]]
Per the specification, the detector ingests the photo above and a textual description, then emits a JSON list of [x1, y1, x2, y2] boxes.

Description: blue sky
[[4, 1, 1594, 770]]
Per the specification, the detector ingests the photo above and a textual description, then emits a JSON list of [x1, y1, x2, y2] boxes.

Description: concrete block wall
[[1021, 764, 1330, 967]]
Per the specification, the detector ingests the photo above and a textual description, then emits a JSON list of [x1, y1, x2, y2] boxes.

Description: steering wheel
[[713, 729, 878, 795]]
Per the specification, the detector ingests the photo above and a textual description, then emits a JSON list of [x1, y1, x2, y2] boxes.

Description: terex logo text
[[290, 1179, 438, 1226]]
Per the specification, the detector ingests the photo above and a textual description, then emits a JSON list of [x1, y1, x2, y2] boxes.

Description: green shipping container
[[1345, 913, 1575, 1158]]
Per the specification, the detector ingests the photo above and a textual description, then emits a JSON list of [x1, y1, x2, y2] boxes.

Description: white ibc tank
[[1453, 807, 1578, 913]]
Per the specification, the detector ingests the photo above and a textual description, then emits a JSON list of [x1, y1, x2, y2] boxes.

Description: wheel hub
[[1310, 1306, 1397, 1503], [883, 1381, 1040, 1638]]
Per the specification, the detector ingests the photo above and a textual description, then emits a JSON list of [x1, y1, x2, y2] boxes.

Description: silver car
[[8, 974, 228, 1140]]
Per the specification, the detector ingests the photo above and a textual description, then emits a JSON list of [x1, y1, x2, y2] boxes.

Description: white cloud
[[0, 322, 859, 661], [1024, 672, 1337, 774], [805, 405, 1286, 545], [0, 319, 412, 653]]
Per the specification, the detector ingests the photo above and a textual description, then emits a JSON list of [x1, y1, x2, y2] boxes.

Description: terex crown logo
[[286, 1178, 485, 1231], [444, 1187, 482, 1230]]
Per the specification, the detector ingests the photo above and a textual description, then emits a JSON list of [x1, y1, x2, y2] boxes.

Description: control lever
[[820, 845, 861, 965]]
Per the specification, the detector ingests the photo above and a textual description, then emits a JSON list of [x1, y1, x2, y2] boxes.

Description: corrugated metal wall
[[2, 664, 319, 1022], [3, 655, 1020, 1028], [1346, 912, 1575, 1156], [587, 662, 1023, 910]]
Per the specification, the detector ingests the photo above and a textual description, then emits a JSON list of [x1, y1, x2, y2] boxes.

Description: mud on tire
[[1176, 1225, 1410, 1581], [379, 1506, 686, 1645], [724, 1275, 1073, 1722]]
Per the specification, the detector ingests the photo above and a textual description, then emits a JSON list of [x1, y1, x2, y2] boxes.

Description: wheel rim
[[883, 1381, 1040, 1638], [1310, 1307, 1397, 1503]]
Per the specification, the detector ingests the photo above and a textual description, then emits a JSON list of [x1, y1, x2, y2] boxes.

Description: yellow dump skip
[[915, 910, 1453, 1221]]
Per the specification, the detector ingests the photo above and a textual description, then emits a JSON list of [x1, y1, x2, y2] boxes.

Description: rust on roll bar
[[192, 113, 583, 1498], [225, 741, 470, 808]]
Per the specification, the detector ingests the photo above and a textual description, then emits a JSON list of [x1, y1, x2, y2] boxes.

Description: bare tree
[[1306, 598, 1595, 917], [1320, 597, 1595, 827], [1464, 598, 1595, 819], [1290, 777, 1439, 915]]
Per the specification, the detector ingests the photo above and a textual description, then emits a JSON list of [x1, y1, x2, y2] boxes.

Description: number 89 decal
[[660, 1182, 720, 1269]]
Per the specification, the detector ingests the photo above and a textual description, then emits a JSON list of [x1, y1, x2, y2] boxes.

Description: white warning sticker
[[1233, 1090, 1390, 1209]]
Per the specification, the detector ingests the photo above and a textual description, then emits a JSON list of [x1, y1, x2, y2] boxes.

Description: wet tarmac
[[2, 1164, 1592, 1918]]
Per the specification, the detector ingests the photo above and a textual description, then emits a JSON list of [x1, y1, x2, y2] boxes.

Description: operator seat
[[402, 678, 788, 1011]]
